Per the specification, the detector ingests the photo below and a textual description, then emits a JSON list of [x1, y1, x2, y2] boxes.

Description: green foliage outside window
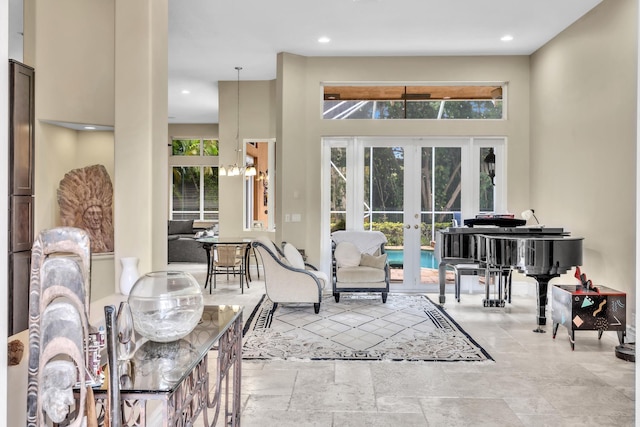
[[323, 99, 502, 120], [172, 139, 219, 156], [171, 138, 220, 220]]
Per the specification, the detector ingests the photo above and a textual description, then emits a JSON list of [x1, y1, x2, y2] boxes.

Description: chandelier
[[220, 66, 255, 177]]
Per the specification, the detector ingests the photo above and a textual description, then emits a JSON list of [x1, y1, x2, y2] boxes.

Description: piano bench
[[451, 264, 485, 302]]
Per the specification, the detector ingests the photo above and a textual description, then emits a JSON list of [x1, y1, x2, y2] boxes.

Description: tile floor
[[174, 264, 636, 427]]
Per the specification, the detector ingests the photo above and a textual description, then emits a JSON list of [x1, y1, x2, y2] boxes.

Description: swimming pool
[[386, 249, 438, 269]]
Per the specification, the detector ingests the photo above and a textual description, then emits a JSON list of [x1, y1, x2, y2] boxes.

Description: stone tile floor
[[172, 263, 636, 427]]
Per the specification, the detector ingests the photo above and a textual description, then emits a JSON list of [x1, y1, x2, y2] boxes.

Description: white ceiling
[[12, 0, 605, 125], [168, 0, 603, 124]]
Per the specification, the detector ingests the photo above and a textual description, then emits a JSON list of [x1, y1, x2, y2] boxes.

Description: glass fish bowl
[[128, 271, 204, 342]]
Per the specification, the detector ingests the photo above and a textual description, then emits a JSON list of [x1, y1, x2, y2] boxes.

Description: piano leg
[[531, 275, 557, 333], [482, 268, 507, 308], [438, 262, 448, 304]]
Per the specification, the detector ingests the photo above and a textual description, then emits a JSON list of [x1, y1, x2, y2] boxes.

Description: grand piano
[[436, 223, 583, 332]]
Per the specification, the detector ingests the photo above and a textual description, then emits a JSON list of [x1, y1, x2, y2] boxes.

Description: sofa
[[167, 220, 208, 263]]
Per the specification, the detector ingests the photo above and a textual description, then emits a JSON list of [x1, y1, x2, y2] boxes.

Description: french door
[[326, 137, 505, 290]]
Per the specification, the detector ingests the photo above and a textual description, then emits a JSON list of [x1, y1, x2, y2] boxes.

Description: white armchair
[[331, 230, 390, 303], [251, 238, 324, 313]]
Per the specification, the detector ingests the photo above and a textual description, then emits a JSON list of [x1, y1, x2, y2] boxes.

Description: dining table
[[197, 237, 254, 293]]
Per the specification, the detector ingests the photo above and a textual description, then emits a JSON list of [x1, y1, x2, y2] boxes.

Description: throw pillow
[[254, 236, 278, 257], [334, 241, 361, 268], [360, 253, 387, 269], [283, 243, 305, 269], [168, 220, 194, 235]]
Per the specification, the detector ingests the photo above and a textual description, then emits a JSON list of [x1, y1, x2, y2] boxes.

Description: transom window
[[323, 84, 504, 120]]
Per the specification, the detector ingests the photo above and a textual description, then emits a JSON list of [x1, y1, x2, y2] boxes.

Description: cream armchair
[[251, 238, 324, 313], [331, 230, 390, 303]]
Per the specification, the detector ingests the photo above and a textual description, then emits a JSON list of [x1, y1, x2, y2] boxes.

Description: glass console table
[[90, 305, 243, 426]]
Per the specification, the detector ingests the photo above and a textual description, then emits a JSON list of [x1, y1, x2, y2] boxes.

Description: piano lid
[[463, 217, 526, 227], [440, 226, 567, 235]]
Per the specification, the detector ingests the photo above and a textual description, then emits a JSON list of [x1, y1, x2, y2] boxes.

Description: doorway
[[326, 137, 504, 291]]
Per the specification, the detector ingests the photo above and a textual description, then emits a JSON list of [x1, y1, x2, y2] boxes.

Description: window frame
[[322, 82, 507, 120], [169, 138, 221, 222]]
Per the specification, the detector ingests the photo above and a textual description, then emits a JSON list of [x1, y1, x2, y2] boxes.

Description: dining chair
[[213, 245, 243, 288]]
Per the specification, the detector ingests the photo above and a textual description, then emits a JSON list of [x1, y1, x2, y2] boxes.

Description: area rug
[[242, 293, 492, 362]]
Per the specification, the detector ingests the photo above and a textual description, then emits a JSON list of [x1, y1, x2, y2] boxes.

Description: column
[[114, 0, 168, 291]]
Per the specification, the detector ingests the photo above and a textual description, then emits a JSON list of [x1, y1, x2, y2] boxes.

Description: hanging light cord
[[235, 66, 242, 166]]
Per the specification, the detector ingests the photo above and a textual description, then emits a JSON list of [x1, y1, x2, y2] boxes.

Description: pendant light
[[220, 66, 245, 177]]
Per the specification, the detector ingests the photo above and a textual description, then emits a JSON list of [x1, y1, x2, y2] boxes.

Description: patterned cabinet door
[[552, 285, 626, 334], [570, 292, 626, 333]]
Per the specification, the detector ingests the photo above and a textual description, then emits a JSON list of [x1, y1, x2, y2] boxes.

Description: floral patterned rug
[[242, 293, 492, 362]]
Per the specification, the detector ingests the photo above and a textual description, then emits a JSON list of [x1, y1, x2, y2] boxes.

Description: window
[[323, 84, 504, 120], [172, 138, 218, 156], [170, 138, 219, 221]]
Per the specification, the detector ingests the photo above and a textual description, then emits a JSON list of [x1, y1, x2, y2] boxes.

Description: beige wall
[[530, 0, 637, 321], [169, 123, 218, 140], [29, 0, 118, 305], [36, 125, 115, 228], [273, 54, 531, 267], [34, 123, 116, 302], [218, 79, 277, 239], [29, 0, 115, 126], [113, 0, 168, 280]]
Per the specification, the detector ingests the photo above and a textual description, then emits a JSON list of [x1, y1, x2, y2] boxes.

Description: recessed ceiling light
[[181, 89, 190, 94], [318, 36, 331, 44], [501, 35, 514, 42]]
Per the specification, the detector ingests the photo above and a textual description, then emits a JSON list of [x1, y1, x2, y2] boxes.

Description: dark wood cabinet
[[10, 195, 34, 252], [9, 251, 31, 334], [9, 60, 35, 196], [8, 60, 35, 336]]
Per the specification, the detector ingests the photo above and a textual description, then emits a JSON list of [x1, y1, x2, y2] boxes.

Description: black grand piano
[[436, 222, 583, 332]]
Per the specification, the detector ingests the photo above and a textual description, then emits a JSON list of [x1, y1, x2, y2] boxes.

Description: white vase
[[119, 257, 139, 296]]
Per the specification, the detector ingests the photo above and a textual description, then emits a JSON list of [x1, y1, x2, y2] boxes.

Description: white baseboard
[[627, 312, 636, 343]]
